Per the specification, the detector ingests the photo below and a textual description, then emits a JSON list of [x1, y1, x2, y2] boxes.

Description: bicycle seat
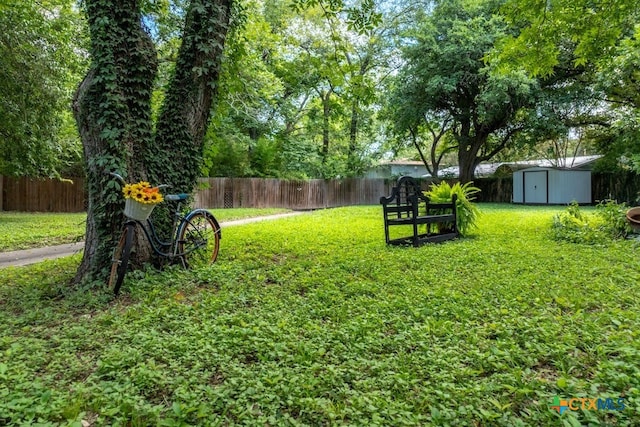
[[165, 193, 189, 201]]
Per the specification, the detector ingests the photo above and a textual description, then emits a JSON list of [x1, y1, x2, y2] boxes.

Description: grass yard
[[0, 208, 290, 252], [0, 204, 638, 426], [0, 212, 87, 251]]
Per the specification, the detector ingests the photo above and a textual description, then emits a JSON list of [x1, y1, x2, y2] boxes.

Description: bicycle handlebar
[[109, 172, 125, 184], [165, 194, 189, 201]]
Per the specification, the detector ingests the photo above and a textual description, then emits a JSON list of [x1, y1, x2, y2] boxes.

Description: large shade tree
[[495, 0, 639, 76], [73, 0, 233, 283], [392, 0, 539, 182]]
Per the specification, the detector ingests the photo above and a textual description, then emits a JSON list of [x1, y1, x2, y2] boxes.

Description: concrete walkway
[[0, 212, 305, 268]]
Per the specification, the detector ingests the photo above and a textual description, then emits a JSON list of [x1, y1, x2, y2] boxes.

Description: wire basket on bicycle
[[122, 181, 164, 221]]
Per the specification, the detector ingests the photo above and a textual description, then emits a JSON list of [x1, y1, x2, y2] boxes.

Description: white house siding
[[364, 166, 391, 179], [391, 164, 428, 178], [364, 163, 428, 179]]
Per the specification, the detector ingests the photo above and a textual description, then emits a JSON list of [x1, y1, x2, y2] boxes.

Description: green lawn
[[0, 204, 638, 426], [0, 212, 86, 251], [0, 208, 290, 252]]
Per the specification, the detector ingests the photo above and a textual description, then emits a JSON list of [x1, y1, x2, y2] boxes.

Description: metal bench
[[380, 176, 458, 246]]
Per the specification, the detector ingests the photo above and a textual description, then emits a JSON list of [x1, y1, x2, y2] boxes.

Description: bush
[[551, 200, 632, 244], [424, 181, 481, 236]]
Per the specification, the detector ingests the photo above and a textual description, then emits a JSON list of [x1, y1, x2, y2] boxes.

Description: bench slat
[[383, 205, 414, 214], [387, 214, 455, 225]]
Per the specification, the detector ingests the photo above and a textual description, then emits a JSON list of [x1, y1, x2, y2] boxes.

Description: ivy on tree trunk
[[72, 0, 232, 284]]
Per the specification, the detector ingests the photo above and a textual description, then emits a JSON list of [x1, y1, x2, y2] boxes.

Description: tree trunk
[[152, 0, 232, 190], [321, 90, 332, 164], [73, 0, 232, 285], [458, 152, 479, 183], [73, 0, 158, 283], [409, 127, 435, 178], [453, 114, 485, 183], [347, 57, 371, 177], [347, 101, 359, 176], [457, 136, 484, 183]]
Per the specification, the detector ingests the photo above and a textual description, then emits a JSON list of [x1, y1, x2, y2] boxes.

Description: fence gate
[[223, 179, 234, 208]]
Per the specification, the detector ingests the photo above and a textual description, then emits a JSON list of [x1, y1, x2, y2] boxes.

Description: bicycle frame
[[110, 173, 187, 259], [122, 200, 217, 261], [124, 216, 181, 260]]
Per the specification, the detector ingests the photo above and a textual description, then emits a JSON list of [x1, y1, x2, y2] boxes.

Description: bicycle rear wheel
[[177, 210, 220, 269], [108, 223, 134, 295]]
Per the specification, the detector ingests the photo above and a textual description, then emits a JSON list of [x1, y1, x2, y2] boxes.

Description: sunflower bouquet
[[122, 181, 164, 204], [122, 181, 164, 221]]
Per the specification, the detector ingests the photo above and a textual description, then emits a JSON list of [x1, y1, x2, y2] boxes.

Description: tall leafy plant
[[424, 181, 481, 236]]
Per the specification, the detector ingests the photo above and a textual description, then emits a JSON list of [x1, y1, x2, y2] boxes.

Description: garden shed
[[512, 167, 592, 204]]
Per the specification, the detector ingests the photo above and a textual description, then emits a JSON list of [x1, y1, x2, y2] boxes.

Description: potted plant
[[424, 181, 481, 236]]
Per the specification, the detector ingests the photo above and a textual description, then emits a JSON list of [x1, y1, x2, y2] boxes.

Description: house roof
[[515, 166, 594, 172], [437, 155, 602, 178], [503, 155, 601, 169], [384, 160, 428, 166]]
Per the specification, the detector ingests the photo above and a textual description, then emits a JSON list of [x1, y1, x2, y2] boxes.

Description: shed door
[[523, 171, 548, 204]]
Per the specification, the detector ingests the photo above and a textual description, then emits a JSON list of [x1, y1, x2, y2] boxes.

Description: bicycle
[[108, 173, 221, 295]]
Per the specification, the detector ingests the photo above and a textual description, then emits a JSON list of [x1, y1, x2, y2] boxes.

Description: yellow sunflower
[[149, 192, 163, 203], [122, 181, 164, 204], [123, 184, 134, 198]]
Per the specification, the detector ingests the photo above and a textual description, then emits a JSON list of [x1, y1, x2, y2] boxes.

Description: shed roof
[[515, 166, 593, 173]]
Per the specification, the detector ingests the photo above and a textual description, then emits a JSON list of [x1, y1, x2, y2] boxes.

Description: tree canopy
[[493, 0, 640, 170], [389, 0, 541, 182], [5, 0, 640, 187], [495, 0, 639, 76]]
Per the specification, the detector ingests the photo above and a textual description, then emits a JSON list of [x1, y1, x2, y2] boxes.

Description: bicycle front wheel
[[108, 223, 134, 295], [177, 210, 220, 269]]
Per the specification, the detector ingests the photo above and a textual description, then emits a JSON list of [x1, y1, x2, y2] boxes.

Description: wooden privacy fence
[[592, 172, 640, 204], [194, 178, 394, 209], [1, 176, 86, 212], [0, 176, 396, 212], [2, 173, 640, 212]]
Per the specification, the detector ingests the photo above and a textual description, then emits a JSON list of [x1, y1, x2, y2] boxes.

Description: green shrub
[[551, 200, 632, 244], [424, 181, 481, 236]]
